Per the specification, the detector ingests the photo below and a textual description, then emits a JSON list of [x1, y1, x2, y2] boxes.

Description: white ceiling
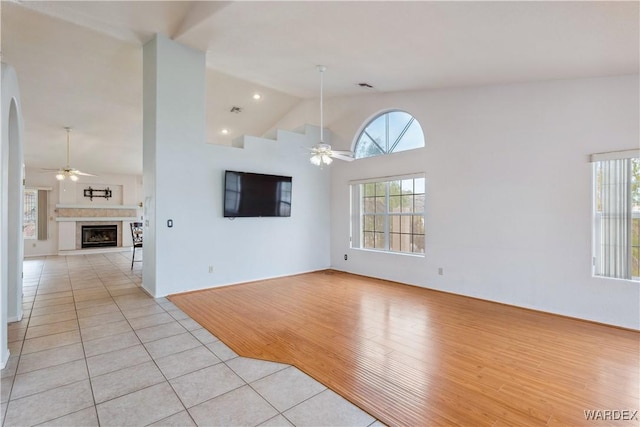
[[2, 1, 638, 177]]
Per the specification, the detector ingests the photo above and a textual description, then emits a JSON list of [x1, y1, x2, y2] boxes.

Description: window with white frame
[[23, 188, 38, 239], [354, 110, 425, 159], [592, 150, 640, 281], [23, 188, 49, 241], [351, 174, 425, 255]]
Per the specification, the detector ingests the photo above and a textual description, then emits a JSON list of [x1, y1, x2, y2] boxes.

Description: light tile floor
[[1, 252, 382, 427]]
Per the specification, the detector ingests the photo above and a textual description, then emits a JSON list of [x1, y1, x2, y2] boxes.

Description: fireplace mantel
[[56, 204, 138, 222], [56, 204, 138, 209]]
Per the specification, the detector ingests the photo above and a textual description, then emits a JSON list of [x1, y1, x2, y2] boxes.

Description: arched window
[[354, 110, 424, 159]]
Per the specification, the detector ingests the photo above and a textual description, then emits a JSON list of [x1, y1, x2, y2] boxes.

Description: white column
[[142, 34, 206, 297]]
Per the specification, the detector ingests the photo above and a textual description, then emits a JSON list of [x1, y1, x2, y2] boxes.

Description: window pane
[[352, 174, 425, 257], [400, 216, 411, 233], [401, 179, 414, 193], [412, 215, 425, 234], [390, 215, 401, 233], [355, 138, 384, 159], [365, 116, 387, 149], [354, 111, 424, 159], [401, 195, 413, 213], [414, 194, 425, 213], [363, 197, 376, 213], [388, 111, 413, 151], [23, 189, 37, 239], [412, 235, 425, 254], [374, 215, 385, 231], [389, 180, 402, 195], [363, 183, 376, 197], [363, 232, 375, 249], [633, 217, 639, 278], [400, 234, 411, 252], [396, 119, 425, 152], [363, 215, 375, 232], [595, 163, 603, 212], [390, 233, 401, 252], [632, 158, 639, 212], [389, 196, 402, 213], [593, 158, 639, 280]]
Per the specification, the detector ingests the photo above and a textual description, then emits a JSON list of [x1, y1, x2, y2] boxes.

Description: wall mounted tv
[[224, 170, 292, 217]]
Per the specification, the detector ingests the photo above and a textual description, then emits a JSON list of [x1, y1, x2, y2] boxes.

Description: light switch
[[167, 219, 173, 228]]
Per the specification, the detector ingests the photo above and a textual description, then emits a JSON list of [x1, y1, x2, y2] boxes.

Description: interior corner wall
[[142, 36, 330, 298], [281, 75, 640, 330], [1, 63, 25, 367], [143, 36, 330, 297]]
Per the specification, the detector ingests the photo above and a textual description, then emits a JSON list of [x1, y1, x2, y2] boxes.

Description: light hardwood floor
[[169, 271, 640, 427]]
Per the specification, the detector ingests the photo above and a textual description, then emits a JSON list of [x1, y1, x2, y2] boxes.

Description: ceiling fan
[[43, 127, 95, 181], [309, 65, 354, 166]]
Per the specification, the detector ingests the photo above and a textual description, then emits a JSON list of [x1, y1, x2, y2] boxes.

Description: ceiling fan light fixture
[[56, 173, 65, 181], [70, 174, 79, 182], [309, 66, 355, 166]]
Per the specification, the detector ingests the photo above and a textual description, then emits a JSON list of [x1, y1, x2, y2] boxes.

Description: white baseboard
[[58, 247, 131, 256], [8, 312, 23, 323], [1, 349, 10, 370]]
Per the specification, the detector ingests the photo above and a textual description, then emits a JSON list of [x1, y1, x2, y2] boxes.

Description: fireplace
[[81, 225, 118, 248]]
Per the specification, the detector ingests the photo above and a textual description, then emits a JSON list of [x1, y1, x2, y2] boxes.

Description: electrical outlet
[[344, 254, 348, 261], [208, 265, 214, 273], [438, 267, 444, 276]]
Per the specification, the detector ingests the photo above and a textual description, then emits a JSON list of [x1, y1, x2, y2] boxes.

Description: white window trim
[[350, 173, 426, 256], [352, 109, 425, 159], [590, 149, 640, 162], [591, 152, 639, 282]]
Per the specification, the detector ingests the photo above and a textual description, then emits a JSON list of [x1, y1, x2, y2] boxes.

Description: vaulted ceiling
[[2, 1, 638, 177]]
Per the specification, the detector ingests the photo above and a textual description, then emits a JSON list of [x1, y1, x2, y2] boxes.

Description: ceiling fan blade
[[332, 150, 354, 156], [40, 168, 62, 172], [332, 153, 355, 162], [74, 170, 96, 176]]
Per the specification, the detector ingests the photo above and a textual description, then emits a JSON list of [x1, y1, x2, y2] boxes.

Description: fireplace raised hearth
[[81, 225, 118, 248]]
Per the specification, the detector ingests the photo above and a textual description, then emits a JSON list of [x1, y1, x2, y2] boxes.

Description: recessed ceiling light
[[253, 93, 262, 100], [221, 129, 230, 135]]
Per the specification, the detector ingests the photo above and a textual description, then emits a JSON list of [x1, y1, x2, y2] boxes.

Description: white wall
[[143, 35, 330, 298], [275, 75, 640, 330], [149, 126, 331, 297], [192, 128, 332, 292], [137, 122, 331, 297]]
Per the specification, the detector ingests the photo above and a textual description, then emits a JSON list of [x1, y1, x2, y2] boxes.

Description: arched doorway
[[1, 64, 25, 368]]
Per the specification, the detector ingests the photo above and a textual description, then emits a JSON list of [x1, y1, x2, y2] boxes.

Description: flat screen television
[[224, 170, 292, 217]]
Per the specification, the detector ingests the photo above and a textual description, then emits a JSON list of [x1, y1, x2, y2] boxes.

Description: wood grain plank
[[169, 271, 639, 427]]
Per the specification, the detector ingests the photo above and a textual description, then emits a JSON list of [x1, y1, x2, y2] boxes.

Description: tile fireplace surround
[[56, 205, 138, 253]]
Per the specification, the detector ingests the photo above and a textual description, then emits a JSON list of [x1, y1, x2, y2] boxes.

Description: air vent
[[358, 83, 373, 88], [230, 106, 242, 113]]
